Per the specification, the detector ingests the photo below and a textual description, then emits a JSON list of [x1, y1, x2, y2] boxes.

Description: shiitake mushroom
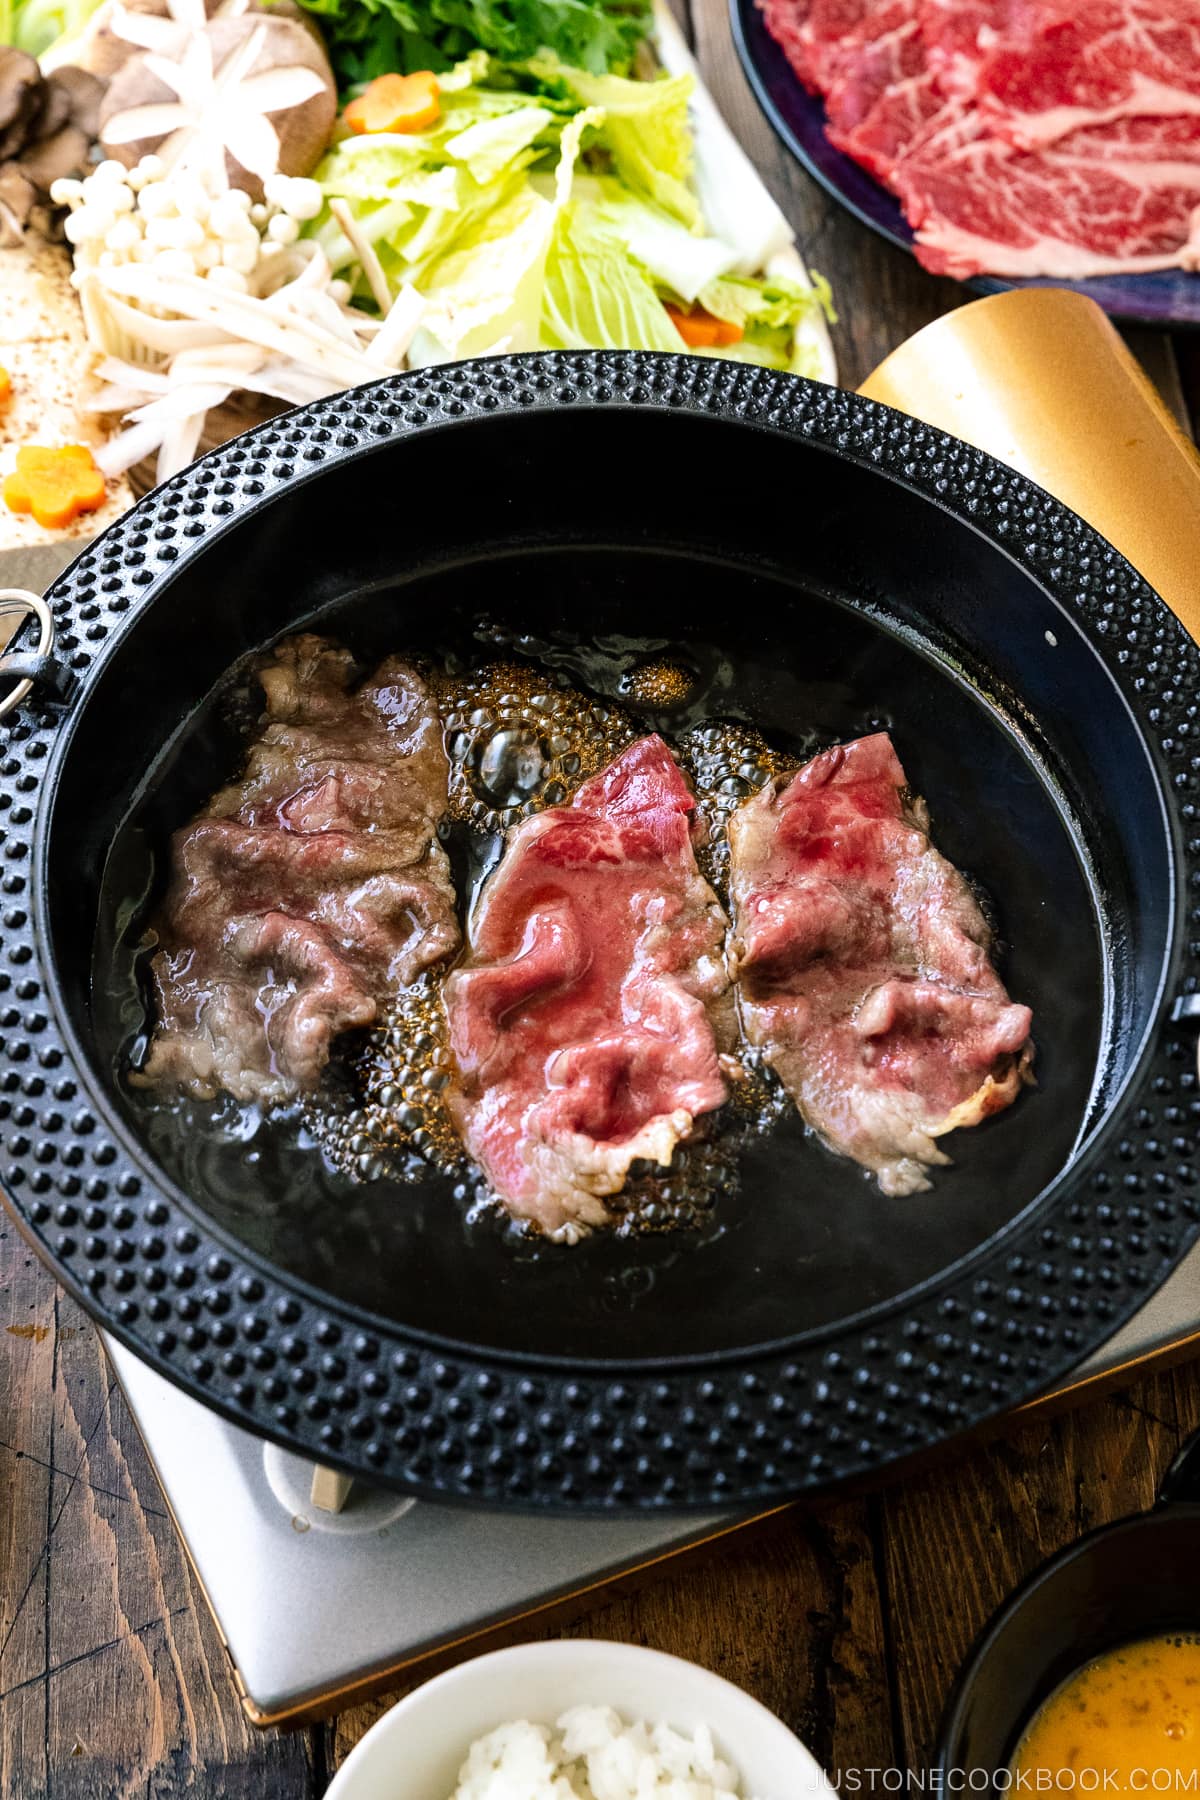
[[96, 12, 337, 197]]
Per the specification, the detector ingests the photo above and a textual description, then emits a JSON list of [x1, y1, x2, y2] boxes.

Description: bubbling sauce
[[1012, 1636, 1200, 1796], [88, 582, 1102, 1342], [107, 616, 1004, 1239], [435, 661, 636, 832], [307, 654, 797, 1226], [676, 720, 787, 898]]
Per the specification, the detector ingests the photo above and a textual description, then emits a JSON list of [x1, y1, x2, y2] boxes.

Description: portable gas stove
[[17, 330, 1200, 1728], [103, 1238, 1200, 1727]]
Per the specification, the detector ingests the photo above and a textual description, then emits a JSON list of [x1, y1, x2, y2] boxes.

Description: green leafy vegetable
[[405, 97, 594, 360], [0, 0, 103, 58], [309, 49, 834, 376], [695, 267, 837, 371], [294, 0, 652, 89], [708, 268, 836, 328], [409, 179, 555, 358], [442, 103, 556, 181], [572, 173, 734, 301], [542, 202, 681, 352], [314, 58, 561, 287], [527, 57, 697, 224]]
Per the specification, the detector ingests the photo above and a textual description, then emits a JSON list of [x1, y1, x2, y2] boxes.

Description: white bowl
[[324, 1638, 831, 1800]]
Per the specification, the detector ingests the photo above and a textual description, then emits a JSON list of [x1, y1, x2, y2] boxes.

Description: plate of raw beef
[[731, 0, 1200, 325]]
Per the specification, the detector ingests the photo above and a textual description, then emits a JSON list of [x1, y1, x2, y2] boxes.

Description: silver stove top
[[104, 1332, 739, 1724], [103, 1236, 1200, 1725]]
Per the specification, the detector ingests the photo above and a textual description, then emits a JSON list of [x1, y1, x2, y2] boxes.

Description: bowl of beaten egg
[[935, 1431, 1200, 1792]]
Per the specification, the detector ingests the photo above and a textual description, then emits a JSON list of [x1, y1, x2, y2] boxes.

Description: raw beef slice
[[444, 735, 733, 1240], [758, 0, 1200, 278], [136, 634, 459, 1106], [922, 0, 1200, 148], [729, 732, 1033, 1195], [899, 117, 1200, 277]]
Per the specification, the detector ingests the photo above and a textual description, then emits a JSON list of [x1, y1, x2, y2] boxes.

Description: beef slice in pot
[[729, 731, 1033, 1195], [443, 734, 734, 1241], [135, 633, 459, 1106]]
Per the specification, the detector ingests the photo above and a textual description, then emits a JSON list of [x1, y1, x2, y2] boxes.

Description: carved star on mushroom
[[107, 0, 243, 63], [97, 0, 336, 194]]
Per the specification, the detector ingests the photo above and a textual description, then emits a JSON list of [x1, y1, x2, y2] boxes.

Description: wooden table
[[5, 1, 1200, 1792]]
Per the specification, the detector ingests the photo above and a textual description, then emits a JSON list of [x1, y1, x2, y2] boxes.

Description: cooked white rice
[[447, 1703, 758, 1800]]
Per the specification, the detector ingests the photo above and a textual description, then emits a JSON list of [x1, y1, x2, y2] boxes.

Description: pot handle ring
[[0, 590, 74, 720], [1158, 1428, 1200, 1506]]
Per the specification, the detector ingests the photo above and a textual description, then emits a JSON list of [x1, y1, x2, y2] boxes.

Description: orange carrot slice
[[3, 444, 106, 530], [344, 71, 441, 135], [664, 304, 745, 349]]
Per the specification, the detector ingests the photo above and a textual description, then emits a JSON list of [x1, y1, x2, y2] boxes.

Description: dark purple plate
[[731, 0, 1200, 328]]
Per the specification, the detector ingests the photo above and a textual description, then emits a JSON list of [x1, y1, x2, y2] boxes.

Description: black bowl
[[934, 1434, 1200, 1782], [1, 351, 1199, 1510]]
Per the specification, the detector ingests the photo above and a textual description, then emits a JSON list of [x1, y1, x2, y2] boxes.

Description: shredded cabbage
[[543, 205, 682, 353], [310, 51, 835, 372], [527, 57, 698, 225]]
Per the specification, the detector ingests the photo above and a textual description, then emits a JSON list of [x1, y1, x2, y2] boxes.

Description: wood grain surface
[[5, 0, 1200, 1793], [5, 1216, 1200, 1800]]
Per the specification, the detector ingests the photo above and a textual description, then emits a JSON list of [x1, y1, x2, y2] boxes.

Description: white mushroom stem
[[368, 283, 425, 368], [63, 146, 413, 485], [272, 285, 367, 349], [92, 381, 168, 410], [169, 339, 267, 377], [79, 276, 237, 360], [158, 407, 215, 481], [94, 416, 176, 475], [234, 362, 339, 404], [126, 380, 238, 421], [274, 242, 334, 292], [93, 261, 382, 384], [84, 283, 418, 480], [327, 197, 392, 315], [94, 356, 173, 391]]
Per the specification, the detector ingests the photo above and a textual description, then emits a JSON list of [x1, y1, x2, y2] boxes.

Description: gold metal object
[[310, 1465, 355, 1514], [859, 288, 1200, 638], [0, 588, 54, 719]]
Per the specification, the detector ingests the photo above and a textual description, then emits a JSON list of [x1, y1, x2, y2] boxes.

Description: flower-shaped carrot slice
[[3, 445, 107, 530], [344, 71, 440, 135]]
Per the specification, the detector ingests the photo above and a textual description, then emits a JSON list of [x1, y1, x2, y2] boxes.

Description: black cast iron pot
[[934, 1431, 1200, 1783], [2, 350, 1199, 1512]]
